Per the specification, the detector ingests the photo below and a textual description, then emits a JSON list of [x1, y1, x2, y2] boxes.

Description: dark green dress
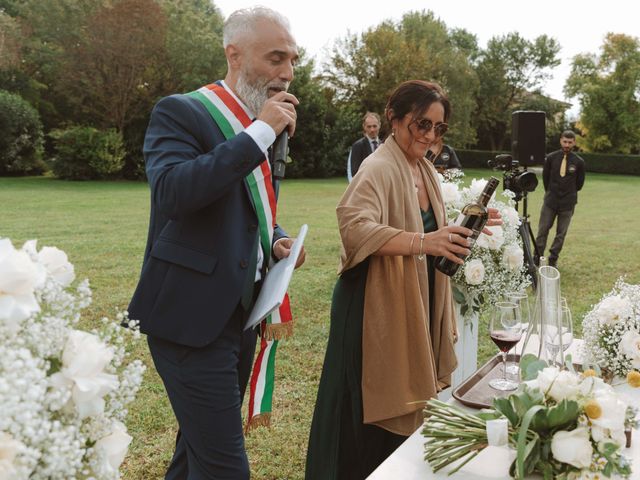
[[305, 206, 438, 480]]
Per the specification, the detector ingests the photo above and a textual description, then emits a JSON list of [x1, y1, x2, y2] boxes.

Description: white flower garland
[[439, 171, 531, 318], [0, 238, 145, 479], [581, 279, 640, 378]]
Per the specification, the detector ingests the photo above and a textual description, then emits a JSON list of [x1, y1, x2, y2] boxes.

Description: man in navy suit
[[129, 7, 304, 479], [347, 111, 381, 182]]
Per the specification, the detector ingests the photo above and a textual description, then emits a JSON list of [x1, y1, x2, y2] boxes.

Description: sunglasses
[[412, 118, 448, 137]]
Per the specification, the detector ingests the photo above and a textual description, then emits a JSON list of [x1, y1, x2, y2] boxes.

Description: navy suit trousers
[[148, 304, 258, 480]]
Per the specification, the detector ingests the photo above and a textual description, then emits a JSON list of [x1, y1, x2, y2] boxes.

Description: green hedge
[[0, 90, 46, 176], [578, 152, 640, 176], [50, 126, 125, 180], [457, 149, 640, 175]]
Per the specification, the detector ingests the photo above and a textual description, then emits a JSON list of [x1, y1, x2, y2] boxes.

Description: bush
[[0, 90, 46, 176], [579, 152, 640, 176], [50, 126, 126, 180]]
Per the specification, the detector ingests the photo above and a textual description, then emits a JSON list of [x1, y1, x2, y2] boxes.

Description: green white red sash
[[187, 82, 293, 430]]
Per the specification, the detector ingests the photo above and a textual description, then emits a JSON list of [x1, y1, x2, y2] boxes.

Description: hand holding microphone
[[258, 91, 298, 138]]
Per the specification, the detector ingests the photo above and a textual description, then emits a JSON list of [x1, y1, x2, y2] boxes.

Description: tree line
[[1, 0, 638, 179]]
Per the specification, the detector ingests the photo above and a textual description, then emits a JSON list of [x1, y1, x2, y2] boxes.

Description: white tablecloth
[[368, 339, 640, 479]]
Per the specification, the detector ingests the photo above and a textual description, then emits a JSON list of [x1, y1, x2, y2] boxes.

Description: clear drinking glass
[[489, 301, 522, 391], [543, 297, 573, 367], [504, 291, 531, 375]]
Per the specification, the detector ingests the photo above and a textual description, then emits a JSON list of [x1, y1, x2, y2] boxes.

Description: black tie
[[372, 140, 378, 151]]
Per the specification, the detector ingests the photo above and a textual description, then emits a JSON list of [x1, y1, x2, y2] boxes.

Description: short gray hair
[[223, 6, 291, 48]]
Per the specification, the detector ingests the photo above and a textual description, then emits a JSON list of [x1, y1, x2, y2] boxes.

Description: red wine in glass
[[488, 301, 521, 391], [490, 330, 522, 352]]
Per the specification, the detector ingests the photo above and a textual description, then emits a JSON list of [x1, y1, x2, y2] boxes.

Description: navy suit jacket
[[349, 136, 375, 178], [129, 93, 286, 347]]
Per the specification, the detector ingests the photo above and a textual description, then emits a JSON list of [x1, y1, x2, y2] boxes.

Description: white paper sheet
[[244, 224, 308, 331]]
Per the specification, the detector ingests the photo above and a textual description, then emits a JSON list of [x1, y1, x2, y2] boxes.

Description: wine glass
[[543, 297, 573, 368], [504, 291, 531, 375], [489, 301, 522, 391]]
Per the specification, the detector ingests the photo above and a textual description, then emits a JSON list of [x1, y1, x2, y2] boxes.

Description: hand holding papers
[[245, 224, 308, 330]]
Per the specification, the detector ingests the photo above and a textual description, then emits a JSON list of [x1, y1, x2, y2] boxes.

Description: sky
[[214, 0, 640, 117]]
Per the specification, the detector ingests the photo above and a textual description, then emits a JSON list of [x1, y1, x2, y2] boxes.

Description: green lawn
[[1, 171, 639, 479]]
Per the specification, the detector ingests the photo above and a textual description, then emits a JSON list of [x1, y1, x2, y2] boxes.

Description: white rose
[[38, 246, 75, 287], [551, 427, 593, 469], [475, 225, 504, 250], [464, 259, 485, 285], [595, 295, 632, 326], [502, 244, 524, 271], [578, 375, 613, 397], [620, 330, 640, 369], [536, 367, 580, 402], [440, 182, 460, 205], [0, 432, 24, 480], [0, 239, 41, 330], [501, 207, 520, 227], [95, 421, 132, 474], [50, 330, 118, 418], [536, 366, 560, 391]]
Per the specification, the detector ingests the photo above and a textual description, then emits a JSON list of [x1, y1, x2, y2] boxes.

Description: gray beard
[[235, 74, 269, 117]]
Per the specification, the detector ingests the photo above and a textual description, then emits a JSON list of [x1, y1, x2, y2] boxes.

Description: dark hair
[[561, 130, 576, 140], [385, 80, 450, 126]]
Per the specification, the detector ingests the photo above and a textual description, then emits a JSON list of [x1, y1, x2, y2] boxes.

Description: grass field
[[1, 170, 639, 479]]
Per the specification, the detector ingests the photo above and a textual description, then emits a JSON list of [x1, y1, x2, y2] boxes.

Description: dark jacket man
[[347, 112, 381, 181], [535, 130, 585, 267]]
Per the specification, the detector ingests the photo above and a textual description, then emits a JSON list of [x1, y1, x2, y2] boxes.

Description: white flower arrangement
[[0, 238, 145, 479], [438, 172, 531, 317], [423, 360, 633, 478], [582, 279, 640, 378]]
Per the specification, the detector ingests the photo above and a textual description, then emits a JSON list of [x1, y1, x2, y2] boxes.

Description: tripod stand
[[513, 191, 540, 290]]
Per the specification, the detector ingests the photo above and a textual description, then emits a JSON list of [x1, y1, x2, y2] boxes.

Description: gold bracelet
[[418, 233, 425, 260], [409, 233, 417, 256]]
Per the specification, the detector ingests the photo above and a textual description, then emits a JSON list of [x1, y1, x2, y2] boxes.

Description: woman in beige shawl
[[306, 81, 501, 479]]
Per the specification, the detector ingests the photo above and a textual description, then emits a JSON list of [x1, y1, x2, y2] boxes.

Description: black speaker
[[511, 111, 546, 166]]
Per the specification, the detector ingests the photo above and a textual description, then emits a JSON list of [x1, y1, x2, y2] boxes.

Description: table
[[368, 339, 640, 479]]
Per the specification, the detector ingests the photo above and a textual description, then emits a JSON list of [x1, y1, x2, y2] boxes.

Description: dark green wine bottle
[[435, 177, 500, 277]]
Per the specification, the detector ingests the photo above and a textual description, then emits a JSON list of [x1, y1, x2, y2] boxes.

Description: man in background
[[535, 130, 585, 268], [347, 111, 381, 182]]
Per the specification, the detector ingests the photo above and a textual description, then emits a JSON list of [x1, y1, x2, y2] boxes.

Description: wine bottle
[[435, 177, 500, 277]]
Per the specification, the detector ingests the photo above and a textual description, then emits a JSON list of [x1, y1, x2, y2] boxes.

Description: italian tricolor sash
[[187, 82, 293, 431]]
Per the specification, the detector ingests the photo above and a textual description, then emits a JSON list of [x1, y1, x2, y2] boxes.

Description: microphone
[[272, 130, 288, 181]]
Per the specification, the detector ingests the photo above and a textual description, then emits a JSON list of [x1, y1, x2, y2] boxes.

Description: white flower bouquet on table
[[423, 356, 633, 479], [582, 279, 640, 380], [439, 172, 530, 317], [0, 238, 145, 479]]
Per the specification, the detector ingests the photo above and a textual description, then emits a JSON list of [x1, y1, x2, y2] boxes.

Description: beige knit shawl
[[337, 136, 458, 436]]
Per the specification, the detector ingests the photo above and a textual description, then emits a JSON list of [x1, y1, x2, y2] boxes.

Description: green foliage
[[50, 126, 125, 180], [325, 10, 479, 147], [0, 10, 22, 70], [566, 33, 640, 154], [520, 353, 547, 381], [287, 52, 357, 178], [160, 0, 226, 91], [0, 89, 45, 175], [474, 33, 561, 151]]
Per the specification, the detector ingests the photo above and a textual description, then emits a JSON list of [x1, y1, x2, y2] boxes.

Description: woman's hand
[[482, 207, 503, 235], [423, 226, 473, 265]]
